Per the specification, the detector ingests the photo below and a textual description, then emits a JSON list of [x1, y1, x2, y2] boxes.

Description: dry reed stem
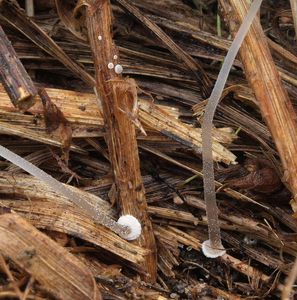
[[0, 213, 102, 300], [0, 25, 37, 110], [83, 0, 157, 282], [219, 0, 297, 204], [282, 256, 297, 299]]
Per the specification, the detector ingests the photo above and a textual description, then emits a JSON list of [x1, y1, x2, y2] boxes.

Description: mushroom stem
[[0, 145, 141, 240], [201, 0, 263, 258]]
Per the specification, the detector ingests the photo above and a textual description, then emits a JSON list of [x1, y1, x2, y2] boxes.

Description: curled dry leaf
[[226, 159, 282, 194], [39, 88, 72, 164]]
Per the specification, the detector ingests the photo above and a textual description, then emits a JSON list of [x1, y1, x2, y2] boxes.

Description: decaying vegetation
[[0, 0, 297, 299]]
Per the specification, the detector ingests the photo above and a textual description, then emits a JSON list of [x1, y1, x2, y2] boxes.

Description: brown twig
[[79, 0, 157, 282], [0, 25, 37, 111]]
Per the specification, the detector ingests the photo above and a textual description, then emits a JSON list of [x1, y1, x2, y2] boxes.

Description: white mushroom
[[117, 215, 142, 240], [114, 64, 123, 74], [108, 62, 114, 69]]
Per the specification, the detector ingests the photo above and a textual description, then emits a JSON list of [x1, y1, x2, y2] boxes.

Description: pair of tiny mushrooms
[[0, 0, 262, 258]]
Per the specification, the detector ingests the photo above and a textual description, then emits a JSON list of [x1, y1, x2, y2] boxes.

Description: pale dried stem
[[219, 0, 297, 204], [84, 0, 157, 281], [282, 257, 297, 300]]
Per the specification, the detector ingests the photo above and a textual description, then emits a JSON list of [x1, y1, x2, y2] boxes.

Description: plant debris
[[0, 0, 297, 299]]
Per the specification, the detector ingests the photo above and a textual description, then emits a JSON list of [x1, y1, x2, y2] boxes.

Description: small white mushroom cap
[[114, 64, 123, 74], [117, 215, 142, 240], [201, 239, 226, 258], [108, 62, 114, 69]]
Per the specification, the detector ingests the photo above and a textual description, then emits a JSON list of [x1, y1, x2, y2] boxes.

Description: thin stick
[[0, 0, 94, 87], [0, 255, 23, 300], [21, 277, 34, 300], [0, 25, 37, 110], [282, 257, 297, 300], [289, 0, 297, 40]]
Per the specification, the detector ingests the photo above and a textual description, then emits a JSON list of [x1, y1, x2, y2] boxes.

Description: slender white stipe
[[201, 0, 263, 258], [0, 145, 142, 240]]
